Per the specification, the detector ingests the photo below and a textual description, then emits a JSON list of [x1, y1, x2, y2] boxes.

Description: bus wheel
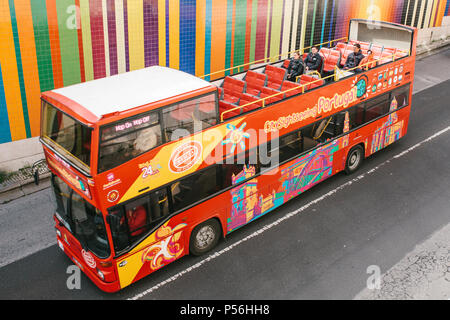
[[189, 219, 221, 256], [345, 145, 364, 175]]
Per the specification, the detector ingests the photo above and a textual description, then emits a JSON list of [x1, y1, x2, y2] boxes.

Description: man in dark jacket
[[304, 46, 322, 72], [343, 43, 365, 71], [287, 52, 304, 82]]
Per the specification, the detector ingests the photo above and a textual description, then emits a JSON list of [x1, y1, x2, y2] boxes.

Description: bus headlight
[[56, 229, 61, 238], [96, 269, 105, 280]]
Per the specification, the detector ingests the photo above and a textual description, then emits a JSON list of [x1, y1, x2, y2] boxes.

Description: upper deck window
[[99, 111, 163, 173], [163, 93, 217, 142], [41, 101, 92, 173]]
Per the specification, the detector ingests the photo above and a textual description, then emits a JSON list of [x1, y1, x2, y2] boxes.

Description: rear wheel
[[189, 219, 221, 256], [345, 145, 364, 174]]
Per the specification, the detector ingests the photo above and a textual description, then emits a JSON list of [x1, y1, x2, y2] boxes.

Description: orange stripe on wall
[[0, 0, 26, 141], [196, 0, 205, 76], [46, 0, 64, 89], [14, 0, 41, 137], [210, 0, 227, 79]]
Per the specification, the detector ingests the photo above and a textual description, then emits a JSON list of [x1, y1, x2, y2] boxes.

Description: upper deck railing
[[203, 37, 410, 122], [199, 37, 349, 80]]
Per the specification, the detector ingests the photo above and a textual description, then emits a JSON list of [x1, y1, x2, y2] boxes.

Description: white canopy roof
[[51, 66, 212, 118]]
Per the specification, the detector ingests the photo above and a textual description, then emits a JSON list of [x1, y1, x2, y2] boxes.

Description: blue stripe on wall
[[179, 0, 196, 75], [0, 65, 12, 143], [204, 0, 212, 81]]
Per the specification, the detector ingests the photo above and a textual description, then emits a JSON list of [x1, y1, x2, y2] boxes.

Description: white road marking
[[128, 124, 450, 300]]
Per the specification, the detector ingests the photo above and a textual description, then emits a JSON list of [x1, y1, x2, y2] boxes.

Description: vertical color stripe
[[115, 0, 126, 74], [8, 0, 30, 137], [106, 0, 118, 75], [0, 0, 26, 140], [0, 65, 12, 143], [204, 0, 212, 79], [46, 0, 63, 89], [14, 0, 41, 136], [196, 0, 206, 76], [127, 0, 144, 71], [90, 0, 106, 79], [180, 0, 196, 74], [56, 0, 82, 86], [79, 0, 94, 80], [169, 0, 179, 69]]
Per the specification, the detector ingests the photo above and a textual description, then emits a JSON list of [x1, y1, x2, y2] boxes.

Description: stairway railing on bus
[[219, 50, 409, 122]]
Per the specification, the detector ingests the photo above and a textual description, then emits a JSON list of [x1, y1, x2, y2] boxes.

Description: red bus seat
[[239, 93, 262, 113], [281, 81, 303, 98], [299, 74, 325, 91], [320, 48, 341, 73], [219, 100, 240, 120], [127, 205, 147, 237], [245, 70, 267, 96], [221, 76, 246, 104], [260, 87, 283, 105], [282, 59, 291, 69], [264, 65, 287, 90]]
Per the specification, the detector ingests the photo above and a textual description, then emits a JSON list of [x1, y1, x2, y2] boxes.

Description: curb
[[0, 173, 51, 204]]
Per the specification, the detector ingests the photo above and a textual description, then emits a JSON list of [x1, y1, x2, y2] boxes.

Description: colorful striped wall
[[0, 0, 448, 143]]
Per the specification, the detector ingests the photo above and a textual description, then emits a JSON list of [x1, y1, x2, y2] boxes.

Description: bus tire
[[189, 219, 221, 256], [345, 144, 364, 175]]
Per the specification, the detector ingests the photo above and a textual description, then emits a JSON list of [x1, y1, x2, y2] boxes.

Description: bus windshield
[[51, 175, 110, 258], [41, 101, 92, 174]]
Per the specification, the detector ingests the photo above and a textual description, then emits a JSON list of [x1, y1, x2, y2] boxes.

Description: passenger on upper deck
[[287, 51, 305, 82], [359, 49, 377, 71], [343, 43, 364, 72], [304, 46, 322, 72]]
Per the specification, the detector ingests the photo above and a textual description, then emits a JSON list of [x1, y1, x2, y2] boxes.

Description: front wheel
[[345, 145, 364, 174], [189, 219, 221, 256]]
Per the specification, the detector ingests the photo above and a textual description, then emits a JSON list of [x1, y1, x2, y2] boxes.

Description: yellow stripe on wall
[[80, 0, 93, 81], [127, 0, 144, 71], [169, 0, 180, 69], [0, 0, 26, 141], [14, 0, 41, 137]]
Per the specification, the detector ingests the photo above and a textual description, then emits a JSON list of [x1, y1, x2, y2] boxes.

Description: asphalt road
[[1, 53, 450, 300]]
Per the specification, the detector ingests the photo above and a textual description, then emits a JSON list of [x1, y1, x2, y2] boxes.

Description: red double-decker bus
[[40, 20, 416, 292]]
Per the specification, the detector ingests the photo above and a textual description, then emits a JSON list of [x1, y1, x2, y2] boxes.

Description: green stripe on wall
[[234, 0, 247, 69], [224, 0, 233, 75], [56, 0, 82, 86], [249, 0, 258, 63], [8, 0, 31, 137], [30, 0, 55, 92], [269, 0, 284, 59]]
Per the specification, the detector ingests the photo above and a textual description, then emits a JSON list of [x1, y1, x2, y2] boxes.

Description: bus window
[[391, 84, 410, 108], [163, 93, 216, 142], [109, 187, 171, 252], [171, 165, 220, 212], [124, 198, 149, 237], [42, 101, 92, 171], [364, 93, 390, 123], [99, 111, 162, 172], [277, 130, 303, 163], [71, 192, 110, 258]]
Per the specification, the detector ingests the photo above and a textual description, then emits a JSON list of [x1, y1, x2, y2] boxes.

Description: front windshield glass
[[51, 175, 110, 258], [42, 100, 92, 174]]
